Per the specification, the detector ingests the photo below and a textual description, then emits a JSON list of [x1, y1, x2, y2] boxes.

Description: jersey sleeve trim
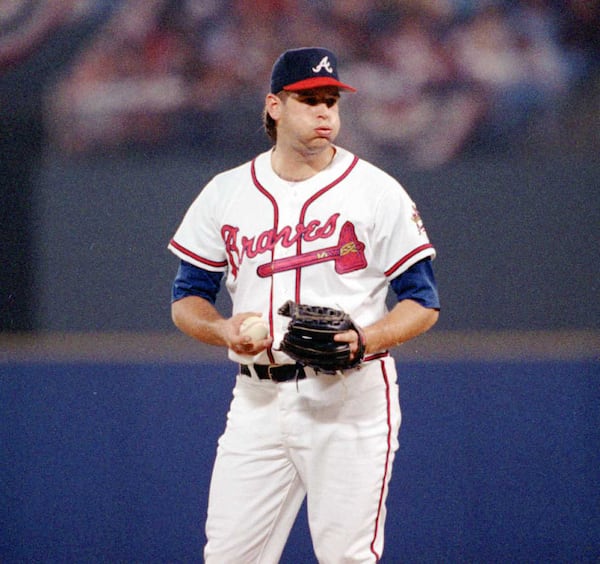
[[168, 239, 227, 269], [384, 243, 435, 278]]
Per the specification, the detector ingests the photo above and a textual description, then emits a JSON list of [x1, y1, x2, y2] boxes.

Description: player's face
[[275, 87, 341, 155]]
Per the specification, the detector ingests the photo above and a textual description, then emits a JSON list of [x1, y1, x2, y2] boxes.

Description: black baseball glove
[[278, 300, 366, 373]]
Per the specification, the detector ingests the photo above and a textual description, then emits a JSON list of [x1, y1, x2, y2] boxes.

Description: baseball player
[[168, 47, 440, 563]]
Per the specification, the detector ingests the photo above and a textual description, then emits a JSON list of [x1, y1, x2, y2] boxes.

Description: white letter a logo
[[312, 56, 334, 74]]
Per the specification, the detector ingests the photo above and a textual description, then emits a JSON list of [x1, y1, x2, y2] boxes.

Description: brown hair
[[263, 106, 277, 144], [262, 91, 289, 144]]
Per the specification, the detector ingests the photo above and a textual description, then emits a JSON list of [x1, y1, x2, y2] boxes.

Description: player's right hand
[[222, 313, 272, 355]]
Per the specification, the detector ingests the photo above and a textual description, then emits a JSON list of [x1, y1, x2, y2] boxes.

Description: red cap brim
[[283, 76, 357, 93]]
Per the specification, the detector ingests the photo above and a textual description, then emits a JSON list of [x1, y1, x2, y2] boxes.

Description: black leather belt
[[240, 364, 306, 382]]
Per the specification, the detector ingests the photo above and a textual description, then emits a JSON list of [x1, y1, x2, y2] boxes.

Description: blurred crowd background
[[30, 0, 600, 167], [1, 0, 599, 333]]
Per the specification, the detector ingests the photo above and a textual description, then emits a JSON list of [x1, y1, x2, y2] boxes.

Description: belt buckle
[[266, 364, 278, 381]]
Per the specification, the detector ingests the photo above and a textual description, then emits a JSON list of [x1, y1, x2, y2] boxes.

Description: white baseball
[[240, 316, 269, 341]]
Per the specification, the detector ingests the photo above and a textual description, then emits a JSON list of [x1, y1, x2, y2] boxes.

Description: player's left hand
[[334, 328, 367, 361], [278, 301, 366, 373]]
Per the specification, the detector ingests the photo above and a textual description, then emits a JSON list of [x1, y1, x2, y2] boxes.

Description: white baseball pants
[[204, 356, 401, 563]]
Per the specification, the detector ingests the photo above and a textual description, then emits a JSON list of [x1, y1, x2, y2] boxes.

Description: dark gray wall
[[2, 358, 598, 562], [33, 145, 599, 332], [0, 1, 120, 331]]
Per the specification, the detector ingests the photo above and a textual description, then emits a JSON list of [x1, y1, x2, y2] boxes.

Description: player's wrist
[[363, 326, 387, 355], [207, 317, 231, 347], [354, 326, 367, 360]]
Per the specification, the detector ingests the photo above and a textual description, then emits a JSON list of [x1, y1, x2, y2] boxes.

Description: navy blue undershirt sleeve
[[173, 258, 439, 309], [172, 260, 223, 305], [390, 258, 440, 309]]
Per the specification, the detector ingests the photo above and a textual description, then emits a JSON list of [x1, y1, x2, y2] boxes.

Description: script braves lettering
[[221, 213, 340, 277]]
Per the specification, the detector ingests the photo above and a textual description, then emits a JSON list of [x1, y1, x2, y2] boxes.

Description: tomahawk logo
[[257, 221, 367, 277], [312, 56, 333, 74]]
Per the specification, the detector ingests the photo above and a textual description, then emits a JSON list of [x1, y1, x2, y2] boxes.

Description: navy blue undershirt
[[389, 258, 440, 309], [172, 258, 440, 310]]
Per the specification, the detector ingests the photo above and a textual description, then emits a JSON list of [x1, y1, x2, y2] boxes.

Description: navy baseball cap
[[270, 47, 356, 94]]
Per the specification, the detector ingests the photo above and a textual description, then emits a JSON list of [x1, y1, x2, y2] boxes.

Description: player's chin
[[308, 136, 335, 152]]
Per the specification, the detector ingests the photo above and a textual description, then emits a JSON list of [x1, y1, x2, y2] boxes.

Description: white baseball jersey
[[169, 145, 435, 364]]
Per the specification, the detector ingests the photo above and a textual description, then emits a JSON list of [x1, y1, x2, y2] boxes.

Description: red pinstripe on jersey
[[295, 155, 360, 301], [250, 160, 279, 364], [370, 357, 394, 561], [385, 243, 434, 278], [169, 239, 228, 269]]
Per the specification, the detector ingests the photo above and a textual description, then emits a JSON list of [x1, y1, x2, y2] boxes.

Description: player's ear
[[265, 92, 283, 120]]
